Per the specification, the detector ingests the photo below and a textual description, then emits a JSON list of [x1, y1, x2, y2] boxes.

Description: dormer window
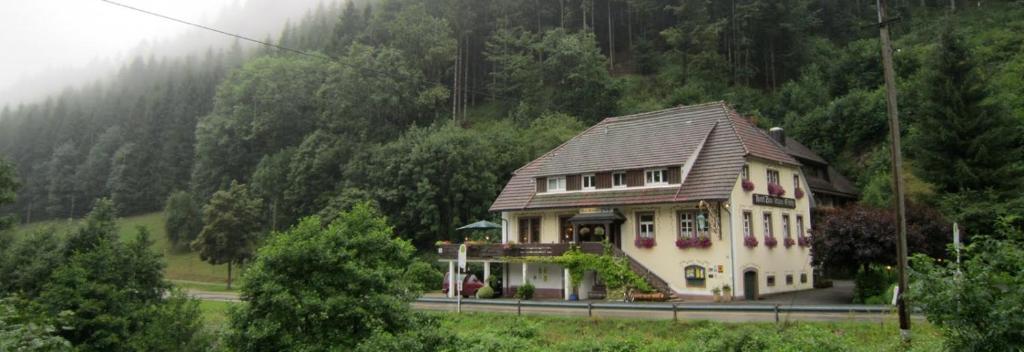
[[612, 172, 626, 188], [547, 176, 566, 192], [645, 169, 667, 185], [582, 174, 596, 190]]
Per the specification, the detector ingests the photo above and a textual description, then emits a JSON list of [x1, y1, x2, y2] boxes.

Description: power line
[[99, 0, 337, 61]]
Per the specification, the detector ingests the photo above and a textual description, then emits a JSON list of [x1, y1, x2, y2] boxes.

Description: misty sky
[[0, 0, 240, 91]]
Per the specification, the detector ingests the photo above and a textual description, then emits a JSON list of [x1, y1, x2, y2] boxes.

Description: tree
[[227, 203, 446, 351], [64, 198, 117, 256], [810, 203, 952, 274], [251, 149, 295, 231], [40, 226, 171, 351], [344, 123, 503, 247], [909, 217, 1024, 351], [0, 298, 71, 351], [189, 56, 326, 199], [163, 191, 203, 250], [191, 181, 263, 289], [0, 157, 17, 231], [909, 28, 1024, 195]]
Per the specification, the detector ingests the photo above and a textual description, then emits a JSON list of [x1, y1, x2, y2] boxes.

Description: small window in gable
[[645, 169, 667, 185], [582, 174, 596, 190], [612, 172, 626, 188], [742, 164, 750, 180], [793, 174, 800, 190], [547, 176, 566, 192], [685, 265, 706, 287]]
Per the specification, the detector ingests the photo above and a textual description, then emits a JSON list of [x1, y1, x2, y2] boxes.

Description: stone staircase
[[609, 246, 678, 300]]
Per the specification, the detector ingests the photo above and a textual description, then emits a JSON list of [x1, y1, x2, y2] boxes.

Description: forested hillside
[[2, 0, 1022, 248]]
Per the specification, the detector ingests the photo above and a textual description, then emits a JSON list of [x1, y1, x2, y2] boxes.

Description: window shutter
[[596, 172, 612, 189], [536, 177, 547, 193], [566, 175, 581, 191], [626, 169, 643, 187], [667, 167, 681, 184]]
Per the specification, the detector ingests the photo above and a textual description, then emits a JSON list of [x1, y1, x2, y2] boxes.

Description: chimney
[[769, 127, 786, 146]]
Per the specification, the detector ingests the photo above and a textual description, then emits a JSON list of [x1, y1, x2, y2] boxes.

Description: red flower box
[[794, 187, 805, 199], [675, 237, 712, 249], [742, 179, 755, 192], [767, 183, 786, 197], [743, 236, 758, 248], [634, 237, 656, 248], [764, 236, 778, 248], [797, 236, 811, 247], [784, 238, 796, 248]]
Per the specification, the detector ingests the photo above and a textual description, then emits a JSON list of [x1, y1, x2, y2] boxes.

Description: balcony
[[436, 242, 605, 261]]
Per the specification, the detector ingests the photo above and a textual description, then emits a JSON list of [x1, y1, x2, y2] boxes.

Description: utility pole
[[876, 0, 911, 342]]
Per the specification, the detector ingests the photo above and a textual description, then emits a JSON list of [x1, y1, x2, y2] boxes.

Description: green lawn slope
[[13, 212, 234, 286]]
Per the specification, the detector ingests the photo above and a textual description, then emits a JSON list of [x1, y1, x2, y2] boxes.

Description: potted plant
[[764, 236, 778, 248], [634, 237, 656, 248], [712, 287, 722, 302], [798, 235, 811, 247], [722, 285, 732, 302], [742, 179, 755, 192], [794, 187, 805, 199], [744, 236, 758, 248], [767, 183, 786, 197]]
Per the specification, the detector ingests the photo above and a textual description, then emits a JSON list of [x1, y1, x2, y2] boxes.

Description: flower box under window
[[767, 183, 786, 197], [797, 236, 811, 247], [634, 237, 656, 248], [675, 237, 711, 249], [743, 236, 758, 248], [742, 179, 755, 192], [783, 238, 796, 248], [764, 236, 778, 248]]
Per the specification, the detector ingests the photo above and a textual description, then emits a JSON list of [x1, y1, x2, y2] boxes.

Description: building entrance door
[[743, 270, 759, 300]]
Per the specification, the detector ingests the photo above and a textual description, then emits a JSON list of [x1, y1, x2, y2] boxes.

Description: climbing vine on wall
[[510, 248, 653, 294]]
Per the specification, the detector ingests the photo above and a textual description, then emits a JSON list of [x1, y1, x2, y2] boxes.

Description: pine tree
[[910, 29, 1024, 195]]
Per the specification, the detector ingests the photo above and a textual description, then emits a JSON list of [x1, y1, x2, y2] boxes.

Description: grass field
[[436, 312, 945, 351], [12, 212, 239, 286], [199, 300, 236, 331], [194, 302, 944, 351]]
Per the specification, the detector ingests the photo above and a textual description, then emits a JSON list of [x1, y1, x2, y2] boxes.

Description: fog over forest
[[0, 0, 329, 106]]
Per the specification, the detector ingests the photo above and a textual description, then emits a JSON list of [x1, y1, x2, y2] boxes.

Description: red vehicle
[[442, 272, 486, 298]]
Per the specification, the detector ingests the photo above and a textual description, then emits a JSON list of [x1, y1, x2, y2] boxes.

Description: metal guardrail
[[415, 297, 900, 321]]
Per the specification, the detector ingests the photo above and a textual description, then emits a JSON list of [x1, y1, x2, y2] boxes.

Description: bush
[[852, 265, 895, 304], [909, 217, 1024, 351], [476, 285, 494, 299], [514, 282, 535, 300]]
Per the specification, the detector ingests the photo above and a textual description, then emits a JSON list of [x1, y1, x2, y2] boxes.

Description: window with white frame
[[743, 211, 753, 237], [782, 214, 791, 238], [638, 213, 656, 239], [612, 172, 626, 188], [767, 169, 780, 185], [742, 164, 750, 180], [796, 216, 805, 238], [762, 212, 774, 238], [645, 169, 667, 185], [678, 212, 695, 239], [547, 176, 566, 192], [582, 174, 596, 190]]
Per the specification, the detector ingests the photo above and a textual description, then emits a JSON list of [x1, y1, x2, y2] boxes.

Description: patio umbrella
[[456, 220, 501, 231]]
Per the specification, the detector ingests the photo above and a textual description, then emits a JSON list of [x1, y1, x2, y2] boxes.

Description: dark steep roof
[[490, 102, 800, 212], [783, 138, 828, 165]]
